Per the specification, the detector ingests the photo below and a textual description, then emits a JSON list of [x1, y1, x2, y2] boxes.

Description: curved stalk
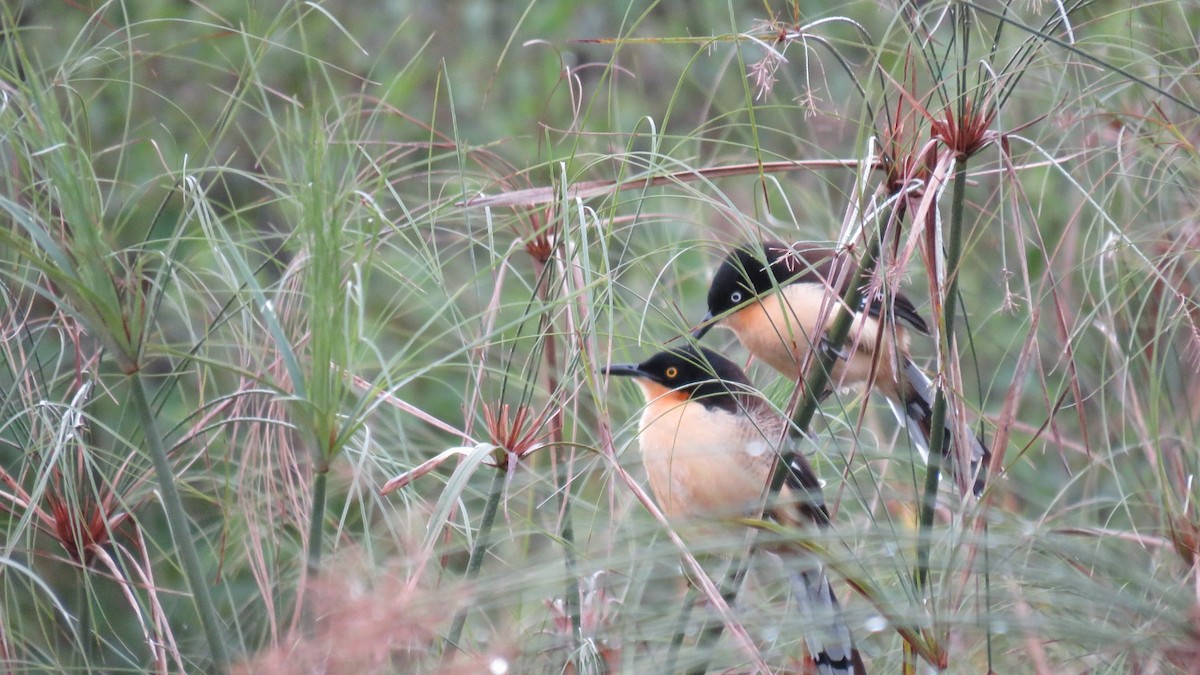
[[537, 249, 582, 650], [688, 552, 753, 675], [443, 466, 506, 659], [666, 585, 697, 673], [129, 374, 230, 672], [77, 573, 93, 667]]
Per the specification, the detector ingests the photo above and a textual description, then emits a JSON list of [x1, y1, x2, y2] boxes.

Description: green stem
[[306, 468, 329, 576], [557, 482, 582, 646], [915, 155, 969, 596], [983, 521, 994, 670], [443, 467, 506, 659], [77, 572, 93, 668], [129, 374, 230, 673], [538, 254, 582, 651], [666, 585, 698, 673], [688, 553, 751, 675], [914, 421, 945, 594]]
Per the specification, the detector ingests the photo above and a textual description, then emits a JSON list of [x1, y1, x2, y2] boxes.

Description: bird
[[691, 240, 989, 496], [604, 345, 866, 675]]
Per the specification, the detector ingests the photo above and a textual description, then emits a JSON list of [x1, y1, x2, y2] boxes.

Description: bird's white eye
[[730, 291, 743, 304]]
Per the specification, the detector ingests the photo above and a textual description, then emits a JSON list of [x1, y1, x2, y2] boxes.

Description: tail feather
[[774, 453, 865, 674], [787, 565, 867, 675], [900, 359, 990, 496], [783, 453, 832, 527]]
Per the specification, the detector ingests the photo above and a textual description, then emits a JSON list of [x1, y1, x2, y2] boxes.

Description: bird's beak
[[603, 363, 646, 379], [691, 312, 715, 340]]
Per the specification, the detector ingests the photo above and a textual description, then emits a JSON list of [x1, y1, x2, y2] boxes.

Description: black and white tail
[[898, 359, 990, 496], [786, 565, 868, 675], [778, 456, 866, 675]]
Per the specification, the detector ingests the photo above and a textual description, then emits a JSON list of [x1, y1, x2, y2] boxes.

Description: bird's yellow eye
[[665, 366, 679, 379]]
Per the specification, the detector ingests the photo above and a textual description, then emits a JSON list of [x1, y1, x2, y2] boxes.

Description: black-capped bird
[[692, 241, 989, 496], [604, 345, 865, 675]]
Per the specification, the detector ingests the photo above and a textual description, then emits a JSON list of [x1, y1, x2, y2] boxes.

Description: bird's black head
[[604, 345, 752, 412], [694, 242, 810, 339]]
